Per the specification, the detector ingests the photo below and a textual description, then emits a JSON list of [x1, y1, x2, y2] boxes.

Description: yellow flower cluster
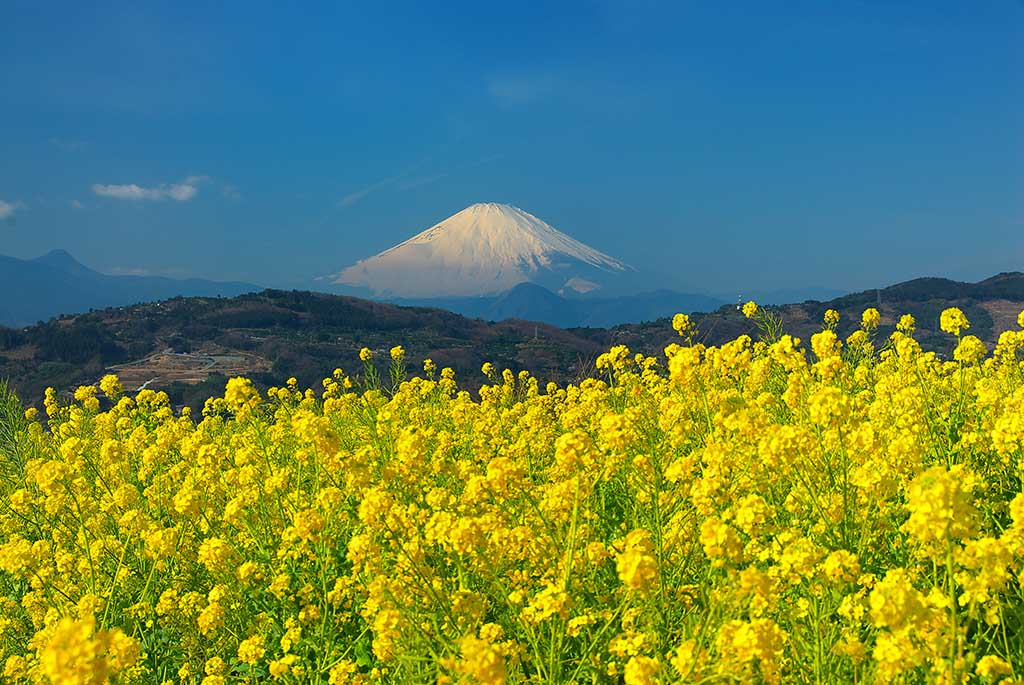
[[1, 306, 1024, 683]]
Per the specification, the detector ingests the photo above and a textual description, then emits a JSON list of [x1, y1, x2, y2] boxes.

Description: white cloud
[[0, 200, 22, 220], [164, 183, 198, 201], [91, 176, 207, 202], [71, 200, 85, 209], [93, 184, 162, 200]]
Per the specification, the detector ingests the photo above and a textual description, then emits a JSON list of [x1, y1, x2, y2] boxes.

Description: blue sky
[[1, 1, 1021, 296]]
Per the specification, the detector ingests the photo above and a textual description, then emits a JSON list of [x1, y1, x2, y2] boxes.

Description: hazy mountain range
[[0, 247, 728, 329], [3, 246, 841, 330], [0, 250, 258, 328]]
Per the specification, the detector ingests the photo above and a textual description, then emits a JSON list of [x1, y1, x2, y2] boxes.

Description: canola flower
[[1, 307, 1024, 683]]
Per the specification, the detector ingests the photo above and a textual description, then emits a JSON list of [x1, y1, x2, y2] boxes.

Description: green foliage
[[0, 380, 32, 486]]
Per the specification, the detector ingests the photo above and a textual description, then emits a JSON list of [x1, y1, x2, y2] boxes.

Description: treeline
[[0, 328, 24, 351]]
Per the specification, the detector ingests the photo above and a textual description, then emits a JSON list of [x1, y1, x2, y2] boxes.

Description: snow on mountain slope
[[331, 203, 632, 297]]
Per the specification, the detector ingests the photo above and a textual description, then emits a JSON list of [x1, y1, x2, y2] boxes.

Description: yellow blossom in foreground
[[98, 374, 122, 399], [903, 465, 979, 547], [616, 529, 658, 592], [624, 655, 660, 685], [715, 618, 786, 682], [453, 634, 506, 685], [940, 307, 970, 336], [976, 655, 1013, 680], [672, 312, 692, 336], [38, 616, 140, 685], [897, 313, 916, 333], [237, 634, 265, 665], [2, 309, 1024, 684], [954, 335, 987, 364]]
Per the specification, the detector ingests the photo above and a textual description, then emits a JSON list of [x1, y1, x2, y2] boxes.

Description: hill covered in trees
[[1, 272, 1021, 412]]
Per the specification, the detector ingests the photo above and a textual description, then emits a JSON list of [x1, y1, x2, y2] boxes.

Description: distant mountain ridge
[[0, 246, 728, 330], [830, 271, 1024, 305], [0, 250, 259, 328]]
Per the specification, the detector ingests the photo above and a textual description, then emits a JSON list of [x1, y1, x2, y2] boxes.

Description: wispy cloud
[[71, 199, 86, 209], [106, 265, 192, 278], [339, 188, 373, 207], [0, 200, 22, 220], [49, 138, 88, 152], [395, 173, 450, 192], [339, 173, 408, 208], [486, 73, 559, 106], [341, 155, 504, 207], [486, 69, 653, 118], [396, 154, 505, 191], [92, 175, 210, 202], [106, 266, 152, 276]]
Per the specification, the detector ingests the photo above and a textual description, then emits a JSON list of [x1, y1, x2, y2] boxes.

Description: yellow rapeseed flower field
[[2, 307, 1024, 684]]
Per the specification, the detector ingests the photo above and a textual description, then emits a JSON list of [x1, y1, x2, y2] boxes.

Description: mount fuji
[[331, 203, 636, 298]]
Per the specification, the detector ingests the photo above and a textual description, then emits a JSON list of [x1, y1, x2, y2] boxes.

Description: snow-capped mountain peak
[[331, 203, 632, 297]]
